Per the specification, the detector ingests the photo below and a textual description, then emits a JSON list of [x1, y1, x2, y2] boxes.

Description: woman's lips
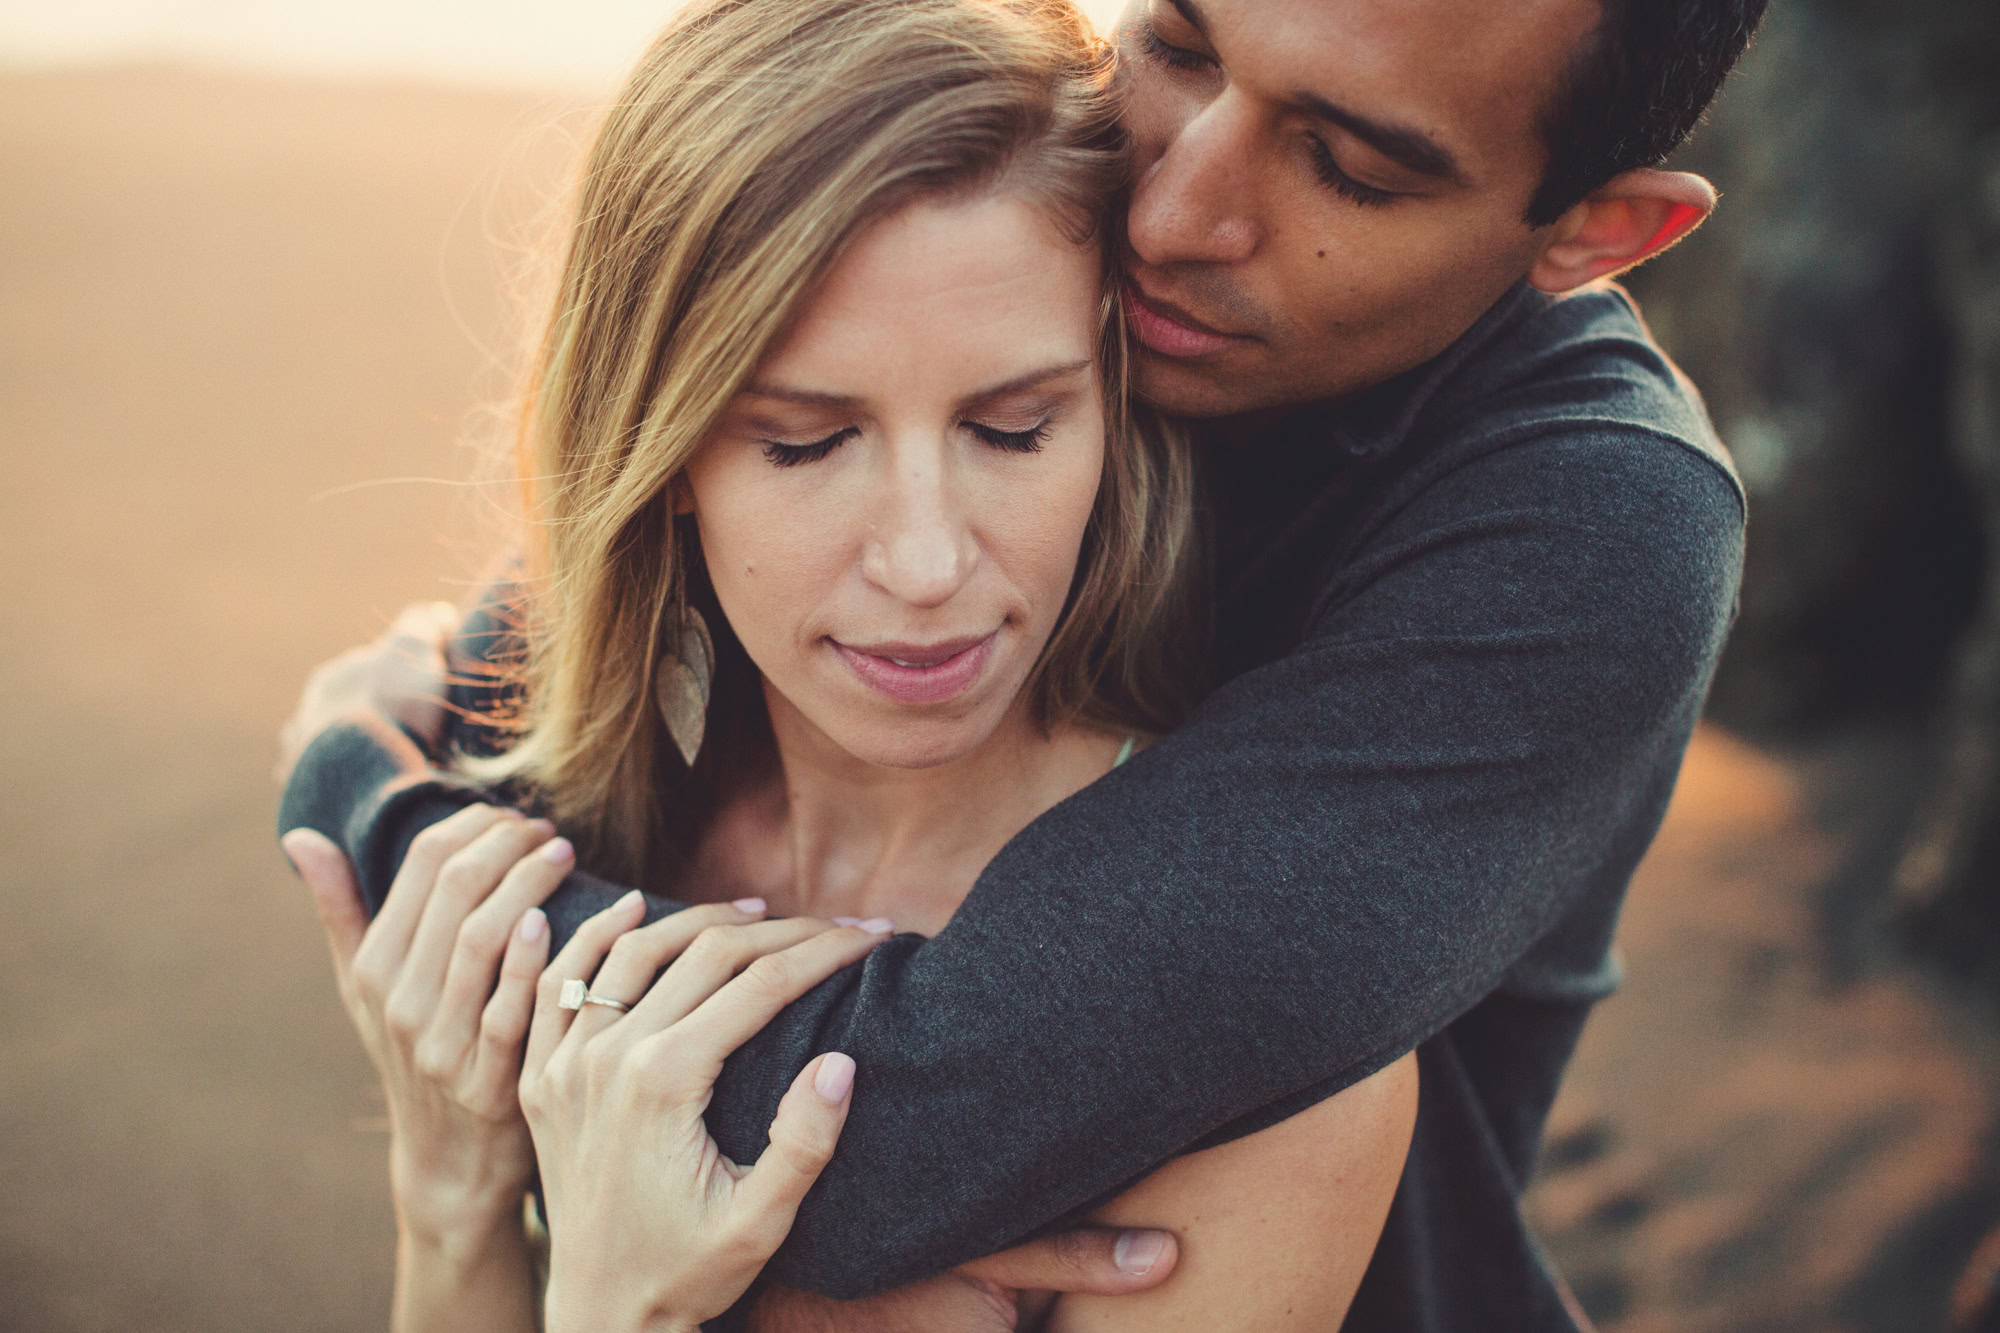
[[833, 633, 996, 705], [1122, 280, 1241, 360]]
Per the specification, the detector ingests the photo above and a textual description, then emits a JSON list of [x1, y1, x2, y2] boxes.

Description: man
[[280, 0, 1761, 1326]]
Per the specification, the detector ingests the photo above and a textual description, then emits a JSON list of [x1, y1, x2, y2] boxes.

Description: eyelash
[[761, 427, 857, 467], [966, 420, 1050, 453], [1139, 24, 1215, 73], [759, 420, 1049, 467], [1305, 136, 1396, 208]]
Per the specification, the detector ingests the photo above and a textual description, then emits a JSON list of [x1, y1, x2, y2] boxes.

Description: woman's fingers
[[651, 925, 887, 1092], [524, 890, 650, 1074], [365, 802, 514, 972], [595, 914, 837, 1042], [463, 906, 552, 1111], [391, 814, 559, 1025], [728, 1052, 855, 1257], [425, 833, 578, 1060], [282, 828, 367, 991]]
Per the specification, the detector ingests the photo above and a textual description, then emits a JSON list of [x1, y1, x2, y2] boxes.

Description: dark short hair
[[1527, 0, 1769, 226]]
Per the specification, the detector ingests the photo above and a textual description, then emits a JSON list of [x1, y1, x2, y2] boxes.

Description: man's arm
[[281, 428, 1742, 1299]]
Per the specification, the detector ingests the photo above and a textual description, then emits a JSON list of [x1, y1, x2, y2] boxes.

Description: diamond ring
[[557, 978, 632, 1013]]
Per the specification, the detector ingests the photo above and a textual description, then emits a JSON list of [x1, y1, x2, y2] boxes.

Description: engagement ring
[[557, 978, 632, 1013]]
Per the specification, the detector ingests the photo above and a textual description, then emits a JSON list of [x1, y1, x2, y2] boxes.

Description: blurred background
[[2, 2, 1997, 1329]]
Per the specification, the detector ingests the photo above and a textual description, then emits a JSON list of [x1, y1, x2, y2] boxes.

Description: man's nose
[[1127, 91, 1262, 268], [860, 451, 979, 608]]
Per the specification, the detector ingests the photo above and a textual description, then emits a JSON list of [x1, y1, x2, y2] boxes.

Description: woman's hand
[[285, 804, 591, 1333], [276, 600, 458, 782], [522, 905, 890, 1333]]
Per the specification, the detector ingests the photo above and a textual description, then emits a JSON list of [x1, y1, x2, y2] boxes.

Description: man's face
[[1113, 0, 1602, 418]]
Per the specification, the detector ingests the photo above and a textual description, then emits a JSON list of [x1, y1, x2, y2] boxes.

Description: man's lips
[[1121, 279, 1242, 360], [832, 633, 996, 705]]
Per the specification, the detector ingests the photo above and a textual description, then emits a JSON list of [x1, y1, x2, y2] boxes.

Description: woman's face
[[683, 190, 1107, 770]]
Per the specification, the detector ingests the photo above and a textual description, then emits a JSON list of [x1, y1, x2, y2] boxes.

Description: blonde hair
[[475, 0, 1202, 886]]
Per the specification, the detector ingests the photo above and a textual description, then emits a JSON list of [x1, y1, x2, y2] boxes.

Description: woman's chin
[[811, 700, 1019, 772], [836, 725, 995, 771], [768, 664, 1032, 772]]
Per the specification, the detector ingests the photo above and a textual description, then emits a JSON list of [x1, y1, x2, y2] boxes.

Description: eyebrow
[[1164, 0, 1466, 186], [1165, 0, 1210, 35], [1293, 92, 1465, 184], [742, 360, 1092, 412]]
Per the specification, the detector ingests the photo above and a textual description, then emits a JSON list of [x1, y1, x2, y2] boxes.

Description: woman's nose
[[1127, 91, 1262, 268], [860, 453, 979, 608]]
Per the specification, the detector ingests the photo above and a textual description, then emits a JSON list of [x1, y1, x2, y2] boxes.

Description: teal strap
[[1112, 735, 1136, 769]]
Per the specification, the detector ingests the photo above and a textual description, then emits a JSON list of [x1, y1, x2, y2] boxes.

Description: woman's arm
[[737, 1064, 1412, 1333], [1047, 1053, 1418, 1332], [286, 805, 572, 1333]]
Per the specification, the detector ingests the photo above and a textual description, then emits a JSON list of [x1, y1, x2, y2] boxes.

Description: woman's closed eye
[[760, 419, 1050, 466], [964, 418, 1050, 453], [761, 426, 859, 467]]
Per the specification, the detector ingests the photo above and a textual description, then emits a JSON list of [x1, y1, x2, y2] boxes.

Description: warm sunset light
[[0, 0, 1129, 89], [8, 2, 1996, 1331]]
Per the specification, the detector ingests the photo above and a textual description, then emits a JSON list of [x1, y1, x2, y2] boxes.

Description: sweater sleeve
[[277, 428, 1742, 1298], [274, 595, 691, 941]]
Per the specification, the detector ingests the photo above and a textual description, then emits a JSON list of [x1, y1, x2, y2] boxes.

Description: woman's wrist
[[389, 1139, 535, 1262], [542, 1274, 701, 1333], [395, 1192, 533, 1277], [393, 1222, 540, 1333]]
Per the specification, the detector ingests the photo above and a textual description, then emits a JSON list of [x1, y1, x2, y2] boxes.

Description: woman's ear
[[1527, 169, 1717, 293], [669, 473, 695, 516]]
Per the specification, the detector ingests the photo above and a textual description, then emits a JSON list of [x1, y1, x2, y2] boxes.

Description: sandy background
[[1, 66, 1992, 1332], [0, 68, 568, 1331]]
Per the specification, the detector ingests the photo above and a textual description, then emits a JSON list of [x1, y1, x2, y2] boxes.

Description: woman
[[281, 0, 1417, 1326]]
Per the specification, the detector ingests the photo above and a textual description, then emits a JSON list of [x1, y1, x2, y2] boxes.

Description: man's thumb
[[957, 1226, 1177, 1296]]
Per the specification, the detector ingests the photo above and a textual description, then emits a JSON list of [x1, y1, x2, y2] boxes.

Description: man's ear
[[1527, 169, 1716, 293]]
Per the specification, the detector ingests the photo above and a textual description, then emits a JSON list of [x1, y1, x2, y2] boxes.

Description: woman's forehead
[[752, 192, 1102, 405]]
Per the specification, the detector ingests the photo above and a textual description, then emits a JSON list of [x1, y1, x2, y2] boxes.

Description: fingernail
[[858, 918, 894, 935], [813, 1052, 856, 1103], [1114, 1230, 1167, 1276], [832, 916, 862, 927], [617, 888, 644, 914], [518, 908, 547, 943], [733, 897, 767, 915], [540, 837, 574, 865]]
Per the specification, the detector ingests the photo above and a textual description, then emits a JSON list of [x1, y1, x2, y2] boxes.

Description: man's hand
[[747, 1226, 1177, 1332], [277, 601, 459, 783]]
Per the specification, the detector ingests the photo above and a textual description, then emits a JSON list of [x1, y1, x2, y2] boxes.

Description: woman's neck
[[713, 685, 1124, 933]]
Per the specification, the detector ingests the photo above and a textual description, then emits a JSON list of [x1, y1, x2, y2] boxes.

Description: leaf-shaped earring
[[655, 603, 715, 768]]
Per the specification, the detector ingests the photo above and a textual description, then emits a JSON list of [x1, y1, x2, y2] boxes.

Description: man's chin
[[1132, 348, 1282, 420]]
